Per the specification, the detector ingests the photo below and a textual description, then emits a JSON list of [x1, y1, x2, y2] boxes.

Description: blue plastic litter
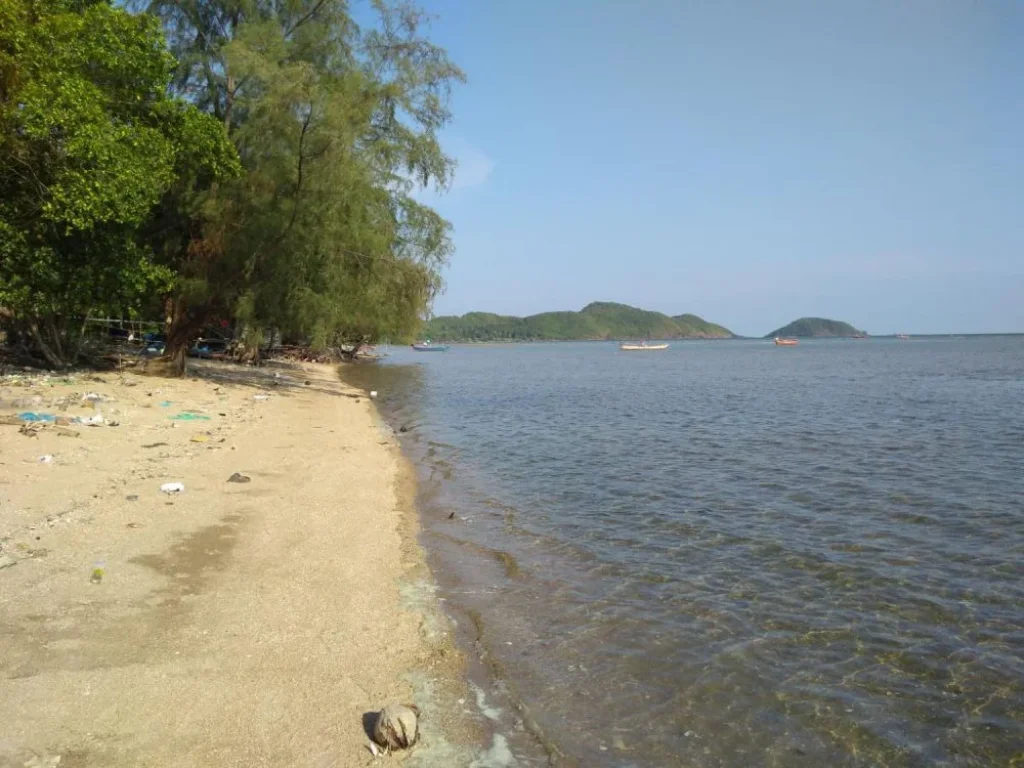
[[169, 412, 210, 421], [17, 412, 57, 422]]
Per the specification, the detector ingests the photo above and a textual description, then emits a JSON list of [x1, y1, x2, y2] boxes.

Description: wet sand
[[0, 361, 479, 767]]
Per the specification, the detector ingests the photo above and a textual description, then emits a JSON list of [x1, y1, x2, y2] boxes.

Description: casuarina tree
[[146, 0, 465, 370]]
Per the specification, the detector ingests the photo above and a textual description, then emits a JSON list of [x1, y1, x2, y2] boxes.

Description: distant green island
[[765, 317, 865, 338], [423, 302, 736, 342]]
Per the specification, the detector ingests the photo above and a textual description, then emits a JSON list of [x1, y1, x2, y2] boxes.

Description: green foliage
[[672, 313, 734, 337], [147, 0, 463, 356], [0, 0, 237, 365], [424, 303, 736, 342], [765, 317, 864, 338], [0, 0, 458, 370], [1, 0, 460, 369], [579, 302, 681, 339]]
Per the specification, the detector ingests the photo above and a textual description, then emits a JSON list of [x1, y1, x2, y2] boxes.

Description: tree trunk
[[224, 71, 235, 131], [163, 298, 207, 377], [165, 320, 195, 376], [28, 320, 68, 368]]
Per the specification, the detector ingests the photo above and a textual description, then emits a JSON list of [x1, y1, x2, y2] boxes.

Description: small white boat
[[411, 340, 449, 352], [620, 341, 669, 351]]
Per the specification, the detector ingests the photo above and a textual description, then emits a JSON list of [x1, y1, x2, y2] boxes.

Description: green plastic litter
[[169, 413, 211, 421]]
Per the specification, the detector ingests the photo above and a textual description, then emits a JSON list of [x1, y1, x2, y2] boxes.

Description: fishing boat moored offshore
[[620, 341, 669, 351], [412, 340, 450, 352]]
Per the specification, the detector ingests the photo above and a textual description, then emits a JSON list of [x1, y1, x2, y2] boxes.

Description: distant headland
[[423, 302, 735, 342], [765, 317, 866, 338], [422, 305, 873, 342]]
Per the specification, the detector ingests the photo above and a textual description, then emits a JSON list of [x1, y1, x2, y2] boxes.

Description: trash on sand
[[369, 390, 378, 398], [19, 423, 43, 437], [253, 394, 270, 401], [38, 454, 53, 464], [76, 413, 105, 426], [90, 563, 105, 584], [372, 703, 420, 751], [160, 482, 185, 494], [82, 392, 106, 402], [159, 400, 172, 407], [367, 742, 380, 757], [0, 414, 25, 426], [190, 435, 210, 443], [227, 472, 251, 483], [17, 412, 56, 422], [169, 413, 210, 421]]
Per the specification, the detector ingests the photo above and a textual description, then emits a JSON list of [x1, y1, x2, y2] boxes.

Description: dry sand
[[0, 361, 483, 767]]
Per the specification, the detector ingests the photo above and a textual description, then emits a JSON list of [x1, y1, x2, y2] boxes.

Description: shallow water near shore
[[345, 337, 1024, 767]]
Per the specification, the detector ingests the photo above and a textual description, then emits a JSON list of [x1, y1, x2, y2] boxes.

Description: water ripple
[[347, 338, 1024, 767]]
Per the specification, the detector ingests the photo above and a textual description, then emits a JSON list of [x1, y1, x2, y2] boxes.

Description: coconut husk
[[372, 703, 420, 751]]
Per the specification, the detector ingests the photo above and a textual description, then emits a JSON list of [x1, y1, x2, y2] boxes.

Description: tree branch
[[284, 0, 330, 39]]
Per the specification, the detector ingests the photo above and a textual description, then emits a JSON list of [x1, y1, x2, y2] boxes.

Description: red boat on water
[[774, 337, 798, 346]]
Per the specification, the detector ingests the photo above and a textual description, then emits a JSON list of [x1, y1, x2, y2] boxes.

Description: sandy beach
[[0, 361, 480, 767]]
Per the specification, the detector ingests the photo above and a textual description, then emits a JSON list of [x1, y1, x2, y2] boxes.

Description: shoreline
[[339, 360, 560, 767], [0, 361, 482, 766]]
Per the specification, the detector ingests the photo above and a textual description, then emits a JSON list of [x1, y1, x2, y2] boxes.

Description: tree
[[145, 0, 464, 368], [0, 0, 238, 367]]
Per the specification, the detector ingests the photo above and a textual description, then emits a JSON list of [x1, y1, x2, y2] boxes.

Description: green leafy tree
[[0, 0, 238, 366], [145, 0, 464, 368]]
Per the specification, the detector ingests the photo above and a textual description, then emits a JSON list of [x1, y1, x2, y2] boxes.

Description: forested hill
[[765, 317, 865, 338], [423, 303, 735, 341]]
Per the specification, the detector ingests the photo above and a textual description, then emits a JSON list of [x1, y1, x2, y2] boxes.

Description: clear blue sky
[[413, 0, 1023, 336]]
